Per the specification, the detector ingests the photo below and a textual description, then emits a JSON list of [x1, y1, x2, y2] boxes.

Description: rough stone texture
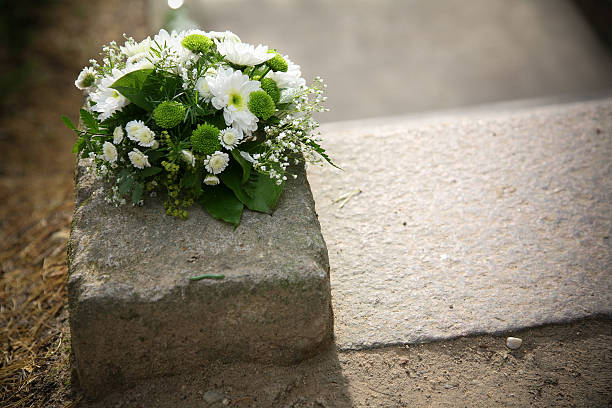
[[184, 0, 612, 121], [68, 163, 333, 399], [307, 98, 612, 349]]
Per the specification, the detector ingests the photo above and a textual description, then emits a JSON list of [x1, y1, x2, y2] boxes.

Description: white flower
[[128, 149, 150, 169], [215, 40, 274, 66], [239, 151, 256, 163], [125, 57, 154, 72], [125, 120, 156, 147], [120, 37, 152, 58], [219, 127, 243, 150], [206, 30, 241, 43], [267, 55, 306, 89], [74, 67, 97, 90], [102, 142, 118, 163], [207, 67, 260, 134], [90, 69, 130, 120], [203, 174, 220, 185], [181, 149, 196, 167], [204, 151, 229, 174], [153, 29, 196, 70], [195, 69, 216, 101], [113, 126, 124, 144]]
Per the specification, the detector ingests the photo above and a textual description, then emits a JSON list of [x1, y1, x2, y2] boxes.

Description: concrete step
[[307, 97, 612, 349]]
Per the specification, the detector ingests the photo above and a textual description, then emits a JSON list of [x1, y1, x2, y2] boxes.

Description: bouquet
[[63, 29, 334, 226]]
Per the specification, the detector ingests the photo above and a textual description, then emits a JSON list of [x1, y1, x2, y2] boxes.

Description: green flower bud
[[191, 123, 221, 155], [260, 78, 280, 104], [248, 91, 275, 120], [153, 101, 186, 129], [181, 34, 213, 53], [265, 51, 288, 72]]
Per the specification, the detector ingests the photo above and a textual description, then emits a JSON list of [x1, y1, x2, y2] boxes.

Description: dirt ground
[[1, 1, 611, 407], [76, 318, 611, 408]]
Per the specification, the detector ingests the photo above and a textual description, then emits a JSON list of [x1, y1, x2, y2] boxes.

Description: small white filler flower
[[204, 151, 229, 174], [128, 149, 150, 169]]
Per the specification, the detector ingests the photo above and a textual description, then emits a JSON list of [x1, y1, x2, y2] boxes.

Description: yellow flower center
[[229, 90, 244, 109]]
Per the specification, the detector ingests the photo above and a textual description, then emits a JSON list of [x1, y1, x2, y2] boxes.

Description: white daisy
[[215, 40, 274, 66], [74, 67, 97, 91], [102, 142, 118, 163], [219, 127, 243, 150], [207, 67, 260, 134], [90, 68, 130, 120], [113, 126, 124, 144], [203, 174, 220, 185], [267, 55, 306, 89], [204, 151, 229, 174], [181, 149, 196, 167], [125, 120, 156, 147], [128, 149, 150, 169]]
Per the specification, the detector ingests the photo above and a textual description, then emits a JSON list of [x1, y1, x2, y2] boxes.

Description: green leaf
[[147, 150, 166, 163], [131, 182, 144, 204], [181, 170, 198, 188], [80, 108, 99, 132], [220, 160, 284, 214], [61, 115, 76, 130], [304, 139, 341, 170], [199, 185, 244, 227], [139, 166, 162, 178], [119, 176, 134, 195], [231, 150, 252, 184], [190, 274, 225, 281], [110, 69, 155, 111], [72, 136, 86, 154]]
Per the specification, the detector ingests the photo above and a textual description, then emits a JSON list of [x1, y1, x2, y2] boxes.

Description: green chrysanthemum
[[265, 51, 288, 72], [191, 123, 221, 155], [181, 34, 213, 53], [260, 78, 280, 104], [248, 91, 275, 120], [153, 101, 186, 129]]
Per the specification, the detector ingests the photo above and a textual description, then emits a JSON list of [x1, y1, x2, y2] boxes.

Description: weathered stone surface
[[68, 163, 333, 399], [308, 98, 612, 349]]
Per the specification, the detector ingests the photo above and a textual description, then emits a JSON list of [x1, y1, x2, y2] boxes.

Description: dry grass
[[0, 180, 74, 407], [0, 0, 147, 406]]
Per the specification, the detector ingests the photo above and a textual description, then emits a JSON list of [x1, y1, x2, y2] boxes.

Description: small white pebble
[[506, 337, 522, 350]]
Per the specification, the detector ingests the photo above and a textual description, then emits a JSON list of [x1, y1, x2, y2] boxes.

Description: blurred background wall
[[151, 0, 612, 122]]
